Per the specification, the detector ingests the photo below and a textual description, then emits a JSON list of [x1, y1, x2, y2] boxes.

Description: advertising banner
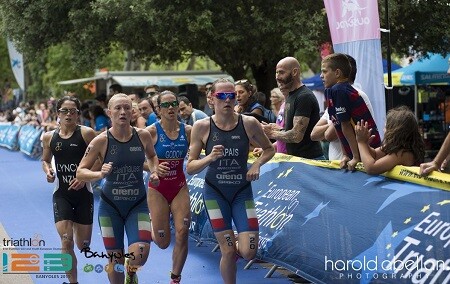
[[186, 155, 450, 284]]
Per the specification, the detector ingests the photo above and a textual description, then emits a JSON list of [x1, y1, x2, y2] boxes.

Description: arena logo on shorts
[[216, 171, 243, 185], [112, 187, 139, 201]]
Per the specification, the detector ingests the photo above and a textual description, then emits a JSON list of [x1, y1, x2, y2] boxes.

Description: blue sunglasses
[[214, 92, 236, 100]]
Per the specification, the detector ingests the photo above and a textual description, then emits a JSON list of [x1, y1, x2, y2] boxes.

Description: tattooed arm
[[263, 115, 309, 143]]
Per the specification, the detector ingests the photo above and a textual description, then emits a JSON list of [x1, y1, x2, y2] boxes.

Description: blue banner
[[18, 125, 43, 158], [186, 156, 450, 283], [0, 124, 20, 150]]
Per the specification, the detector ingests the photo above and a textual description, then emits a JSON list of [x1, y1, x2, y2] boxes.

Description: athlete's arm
[[76, 134, 110, 182], [138, 128, 159, 186], [186, 119, 218, 175], [244, 116, 275, 181], [41, 131, 55, 183]]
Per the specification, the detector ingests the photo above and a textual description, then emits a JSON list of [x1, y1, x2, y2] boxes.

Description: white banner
[[7, 40, 25, 91]]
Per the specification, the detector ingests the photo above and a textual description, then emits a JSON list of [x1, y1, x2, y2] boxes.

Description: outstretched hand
[[355, 120, 374, 144]]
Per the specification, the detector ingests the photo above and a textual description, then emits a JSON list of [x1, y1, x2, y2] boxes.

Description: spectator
[[89, 105, 110, 135], [356, 106, 425, 175], [108, 83, 123, 100], [203, 82, 214, 116], [138, 98, 158, 126], [177, 95, 208, 126], [321, 53, 381, 170], [263, 57, 324, 159]]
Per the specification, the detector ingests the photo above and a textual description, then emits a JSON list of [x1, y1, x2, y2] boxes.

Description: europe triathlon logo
[[1, 234, 72, 277], [2, 234, 46, 248]]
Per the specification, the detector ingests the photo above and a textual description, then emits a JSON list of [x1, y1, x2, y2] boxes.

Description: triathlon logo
[[159, 134, 166, 143], [212, 132, 219, 142], [110, 145, 118, 155], [55, 142, 62, 151]]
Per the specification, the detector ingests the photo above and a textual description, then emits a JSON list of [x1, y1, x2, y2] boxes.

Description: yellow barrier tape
[[247, 153, 450, 191]]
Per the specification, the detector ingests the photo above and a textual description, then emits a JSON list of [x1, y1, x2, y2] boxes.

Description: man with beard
[[262, 57, 324, 159]]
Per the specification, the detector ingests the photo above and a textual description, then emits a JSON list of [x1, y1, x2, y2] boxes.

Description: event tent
[[383, 53, 450, 86]]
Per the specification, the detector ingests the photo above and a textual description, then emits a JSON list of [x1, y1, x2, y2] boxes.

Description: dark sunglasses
[[214, 92, 236, 100], [58, 108, 79, 115], [159, 101, 179, 108]]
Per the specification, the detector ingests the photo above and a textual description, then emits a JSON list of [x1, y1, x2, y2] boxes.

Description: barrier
[[187, 154, 450, 284], [0, 124, 43, 159], [3, 123, 450, 283]]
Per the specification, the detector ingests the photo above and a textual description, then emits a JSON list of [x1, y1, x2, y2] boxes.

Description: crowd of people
[[2, 53, 448, 284]]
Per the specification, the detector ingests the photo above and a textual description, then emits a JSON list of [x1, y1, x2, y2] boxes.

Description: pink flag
[[323, 0, 381, 44]]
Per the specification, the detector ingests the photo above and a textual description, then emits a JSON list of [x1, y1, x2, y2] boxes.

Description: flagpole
[[384, 0, 393, 111]]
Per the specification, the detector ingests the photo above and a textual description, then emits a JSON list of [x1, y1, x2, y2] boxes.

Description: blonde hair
[[271, 88, 283, 99], [108, 93, 131, 109]]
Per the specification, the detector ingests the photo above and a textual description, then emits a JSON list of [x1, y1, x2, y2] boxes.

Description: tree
[[380, 0, 450, 58], [0, 1, 448, 100], [0, 0, 328, 99]]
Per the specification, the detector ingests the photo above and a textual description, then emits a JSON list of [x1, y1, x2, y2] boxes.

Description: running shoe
[[124, 258, 138, 284]]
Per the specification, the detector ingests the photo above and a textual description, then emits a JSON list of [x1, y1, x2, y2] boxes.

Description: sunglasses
[[58, 108, 79, 115], [234, 79, 251, 86], [159, 101, 179, 108], [214, 92, 236, 100]]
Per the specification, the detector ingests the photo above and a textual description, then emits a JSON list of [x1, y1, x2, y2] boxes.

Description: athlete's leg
[[126, 242, 150, 274], [169, 186, 191, 277], [231, 188, 259, 260], [214, 229, 238, 284], [55, 220, 77, 283], [124, 205, 152, 282], [73, 190, 94, 251], [203, 183, 236, 284], [147, 188, 171, 248], [73, 223, 92, 250], [235, 231, 259, 260], [98, 201, 126, 284]]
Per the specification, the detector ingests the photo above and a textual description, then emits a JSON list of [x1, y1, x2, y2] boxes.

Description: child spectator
[[321, 53, 381, 170], [356, 106, 425, 175]]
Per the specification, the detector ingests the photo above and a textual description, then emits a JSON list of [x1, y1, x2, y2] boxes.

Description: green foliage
[[0, 0, 448, 99], [379, 0, 450, 57]]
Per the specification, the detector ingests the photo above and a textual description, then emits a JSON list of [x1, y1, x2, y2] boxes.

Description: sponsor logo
[[335, 107, 346, 114], [129, 146, 142, 152], [70, 143, 78, 147], [231, 135, 240, 140], [336, 0, 370, 30]]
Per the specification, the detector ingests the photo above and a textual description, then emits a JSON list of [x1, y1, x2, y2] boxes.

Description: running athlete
[[186, 79, 275, 284], [41, 96, 97, 284], [76, 94, 159, 284], [145, 90, 192, 284]]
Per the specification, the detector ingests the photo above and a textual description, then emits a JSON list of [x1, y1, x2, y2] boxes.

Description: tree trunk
[[186, 55, 196, 70], [251, 60, 278, 109]]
